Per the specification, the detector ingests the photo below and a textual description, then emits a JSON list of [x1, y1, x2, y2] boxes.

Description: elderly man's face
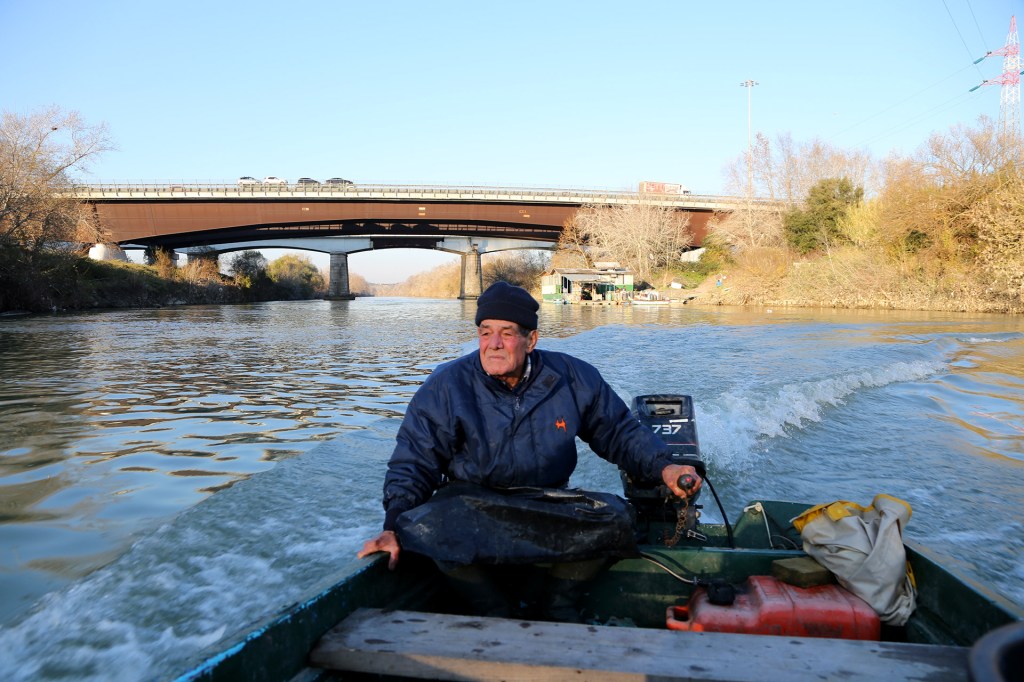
[[478, 319, 538, 388]]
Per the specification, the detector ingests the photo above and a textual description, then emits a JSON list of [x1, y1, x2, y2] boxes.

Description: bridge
[[75, 183, 743, 299]]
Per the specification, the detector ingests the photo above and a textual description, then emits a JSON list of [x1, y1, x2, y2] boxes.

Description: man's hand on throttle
[[661, 464, 702, 500]]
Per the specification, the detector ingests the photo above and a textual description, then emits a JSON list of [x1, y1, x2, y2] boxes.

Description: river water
[[1, 299, 1022, 680]]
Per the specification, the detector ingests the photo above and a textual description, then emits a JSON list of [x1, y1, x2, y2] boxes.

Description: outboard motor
[[622, 394, 707, 541]]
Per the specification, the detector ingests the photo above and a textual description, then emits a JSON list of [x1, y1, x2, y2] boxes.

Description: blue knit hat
[[475, 282, 539, 330]]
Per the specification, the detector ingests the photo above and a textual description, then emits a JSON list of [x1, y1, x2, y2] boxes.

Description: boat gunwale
[[173, 500, 1024, 681]]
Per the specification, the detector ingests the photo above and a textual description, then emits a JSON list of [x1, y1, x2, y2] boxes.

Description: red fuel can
[[666, 575, 880, 640]]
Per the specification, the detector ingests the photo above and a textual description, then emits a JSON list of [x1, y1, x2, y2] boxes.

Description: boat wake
[[696, 358, 947, 469], [0, 424, 399, 682]]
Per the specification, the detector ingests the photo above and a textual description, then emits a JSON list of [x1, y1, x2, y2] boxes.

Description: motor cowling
[[621, 394, 706, 532]]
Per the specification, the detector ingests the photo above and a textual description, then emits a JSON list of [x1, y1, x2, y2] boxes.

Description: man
[[358, 281, 701, 618]]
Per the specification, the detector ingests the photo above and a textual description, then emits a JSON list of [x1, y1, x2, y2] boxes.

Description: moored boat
[[174, 395, 1024, 682]]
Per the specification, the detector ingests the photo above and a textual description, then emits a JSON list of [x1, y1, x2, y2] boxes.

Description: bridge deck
[[71, 183, 779, 253], [72, 183, 760, 211]]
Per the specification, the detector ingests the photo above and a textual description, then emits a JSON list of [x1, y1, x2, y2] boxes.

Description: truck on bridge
[[638, 181, 690, 195]]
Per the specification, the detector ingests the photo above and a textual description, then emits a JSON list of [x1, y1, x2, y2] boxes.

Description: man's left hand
[[358, 530, 401, 570], [661, 464, 702, 499]]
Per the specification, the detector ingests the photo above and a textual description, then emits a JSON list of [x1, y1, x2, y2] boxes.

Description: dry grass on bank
[[698, 246, 1019, 313]]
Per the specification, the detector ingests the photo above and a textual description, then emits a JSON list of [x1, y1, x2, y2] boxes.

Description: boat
[[175, 395, 1024, 682]]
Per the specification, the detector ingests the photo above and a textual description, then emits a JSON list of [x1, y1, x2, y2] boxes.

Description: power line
[[828, 64, 975, 142], [943, 0, 987, 78], [829, 5, 999, 150], [964, 0, 989, 50], [852, 90, 979, 149]]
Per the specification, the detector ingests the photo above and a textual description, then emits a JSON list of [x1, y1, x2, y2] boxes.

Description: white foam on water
[[0, 425, 397, 681], [697, 358, 948, 469]]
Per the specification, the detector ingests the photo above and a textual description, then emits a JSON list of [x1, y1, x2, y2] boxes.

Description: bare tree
[[710, 203, 787, 251], [556, 216, 595, 269], [725, 132, 878, 203], [484, 250, 550, 290], [969, 174, 1024, 301], [562, 200, 692, 283], [874, 117, 1023, 266], [918, 115, 1021, 185], [0, 107, 113, 252]]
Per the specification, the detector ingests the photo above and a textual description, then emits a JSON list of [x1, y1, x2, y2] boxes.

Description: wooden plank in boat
[[310, 608, 969, 681]]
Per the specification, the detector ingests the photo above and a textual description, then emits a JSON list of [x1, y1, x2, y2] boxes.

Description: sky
[[3, 0, 1021, 282]]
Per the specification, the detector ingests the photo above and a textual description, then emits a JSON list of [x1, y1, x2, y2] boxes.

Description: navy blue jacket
[[382, 348, 674, 531]]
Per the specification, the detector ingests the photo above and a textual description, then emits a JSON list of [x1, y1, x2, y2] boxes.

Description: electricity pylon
[[971, 15, 1021, 142]]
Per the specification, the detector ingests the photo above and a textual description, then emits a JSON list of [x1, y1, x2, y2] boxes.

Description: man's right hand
[[357, 530, 401, 571], [661, 464, 702, 500]]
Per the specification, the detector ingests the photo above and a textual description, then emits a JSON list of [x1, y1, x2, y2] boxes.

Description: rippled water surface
[[1, 299, 1022, 680]]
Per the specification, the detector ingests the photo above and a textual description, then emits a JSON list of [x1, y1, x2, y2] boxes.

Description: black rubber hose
[[703, 475, 734, 549]]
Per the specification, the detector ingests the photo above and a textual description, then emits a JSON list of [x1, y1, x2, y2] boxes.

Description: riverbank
[[5, 246, 1020, 316], [688, 279, 1024, 314], [672, 253, 1024, 314], [0, 249, 323, 313]]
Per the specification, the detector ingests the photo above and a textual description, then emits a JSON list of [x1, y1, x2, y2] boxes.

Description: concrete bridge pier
[[326, 252, 356, 300], [459, 245, 483, 300]]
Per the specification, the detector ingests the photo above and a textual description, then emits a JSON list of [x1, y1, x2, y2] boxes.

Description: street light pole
[[740, 79, 758, 197]]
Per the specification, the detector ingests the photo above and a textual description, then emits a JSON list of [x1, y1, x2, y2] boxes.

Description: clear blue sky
[[3, 1, 1020, 282]]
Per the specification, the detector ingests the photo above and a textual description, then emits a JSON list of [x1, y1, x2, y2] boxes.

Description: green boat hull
[[175, 500, 1024, 682]]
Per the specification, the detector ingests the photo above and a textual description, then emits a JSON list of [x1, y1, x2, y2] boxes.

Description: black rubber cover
[[969, 620, 1024, 682], [396, 481, 639, 565]]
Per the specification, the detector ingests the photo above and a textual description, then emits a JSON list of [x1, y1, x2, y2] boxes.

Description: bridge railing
[[70, 182, 783, 209]]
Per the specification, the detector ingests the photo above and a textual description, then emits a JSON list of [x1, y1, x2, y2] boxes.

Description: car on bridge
[[324, 177, 354, 186], [296, 177, 321, 188], [262, 176, 288, 186], [237, 176, 260, 186]]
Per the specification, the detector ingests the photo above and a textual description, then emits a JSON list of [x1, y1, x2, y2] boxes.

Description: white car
[[237, 176, 260, 186], [262, 176, 288, 186]]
